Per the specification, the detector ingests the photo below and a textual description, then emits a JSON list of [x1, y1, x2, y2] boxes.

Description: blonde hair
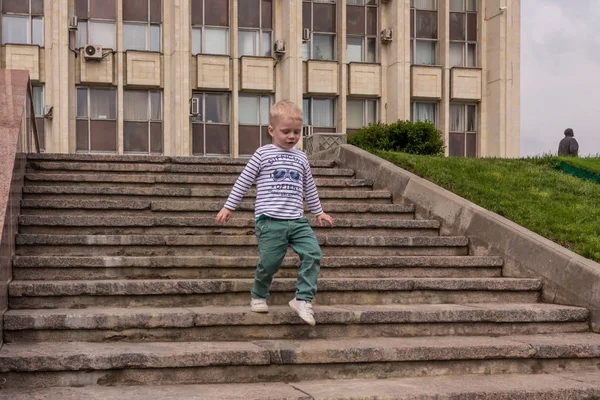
[[269, 100, 303, 126]]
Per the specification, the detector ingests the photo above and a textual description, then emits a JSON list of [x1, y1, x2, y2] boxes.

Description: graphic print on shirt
[[266, 152, 304, 200]]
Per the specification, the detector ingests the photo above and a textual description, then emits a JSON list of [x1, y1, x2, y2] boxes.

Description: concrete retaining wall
[[311, 145, 600, 332]]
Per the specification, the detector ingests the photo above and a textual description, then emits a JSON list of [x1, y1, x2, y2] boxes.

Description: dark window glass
[[449, 132, 465, 157], [75, 0, 88, 18], [205, 124, 229, 154], [410, 9, 414, 38], [346, 6, 365, 35], [239, 125, 260, 155], [124, 121, 149, 153], [261, 0, 272, 29], [467, 13, 477, 41], [150, 0, 161, 23], [90, 0, 116, 20], [150, 121, 163, 153], [123, 0, 147, 21], [466, 133, 476, 157], [261, 126, 271, 146], [347, 128, 359, 136], [90, 120, 117, 152], [192, 123, 205, 155], [416, 10, 437, 39], [76, 120, 89, 151], [2, 0, 28, 14], [205, 0, 229, 26], [31, 0, 44, 15], [314, 127, 336, 133], [367, 7, 377, 36], [35, 117, 45, 151], [191, 0, 203, 25], [239, 0, 260, 28], [313, 3, 335, 33], [302, 2, 311, 30], [450, 12, 465, 40]]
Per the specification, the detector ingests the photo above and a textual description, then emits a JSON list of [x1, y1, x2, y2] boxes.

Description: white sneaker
[[289, 298, 316, 326], [250, 298, 269, 313]]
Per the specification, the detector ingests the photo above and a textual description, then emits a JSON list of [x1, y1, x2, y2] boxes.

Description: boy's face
[[268, 117, 302, 150]]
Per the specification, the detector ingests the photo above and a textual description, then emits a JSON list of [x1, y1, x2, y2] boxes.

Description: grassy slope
[[377, 151, 600, 262], [558, 157, 600, 175]]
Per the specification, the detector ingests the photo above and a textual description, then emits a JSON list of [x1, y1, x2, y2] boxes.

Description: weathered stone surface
[[0, 341, 270, 372], [253, 336, 535, 364], [323, 236, 468, 247], [12, 255, 503, 269], [412, 278, 541, 291], [507, 333, 600, 359], [21, 199, 152, 210], [8, 278, 541, 297]]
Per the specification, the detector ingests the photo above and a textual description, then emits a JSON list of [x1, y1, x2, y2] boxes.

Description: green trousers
[[251, 216, 322, 301]]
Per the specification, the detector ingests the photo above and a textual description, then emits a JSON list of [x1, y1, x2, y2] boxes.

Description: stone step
[[3, 303, 590, 343], [3, 372, 600, 400], [1, 334, 599, 389], [7, 278, 541, 309], [25, 173, 374, 191], [27, 153, 336, 168], [18, 216, 435, 237], [12, 255, 504, 280], [20, 200, 415, 221], [14, 235, 469, 257], [27, 161, 354, 177]]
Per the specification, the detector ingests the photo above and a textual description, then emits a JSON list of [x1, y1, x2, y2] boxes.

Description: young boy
[[215, 100, 334, 326]]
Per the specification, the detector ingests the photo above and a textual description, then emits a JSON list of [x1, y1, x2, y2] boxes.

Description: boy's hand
[[216, 207, 232, 225], [316, 213, 334, 227]]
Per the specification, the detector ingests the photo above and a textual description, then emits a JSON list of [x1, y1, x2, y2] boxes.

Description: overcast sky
[[521, 0, 600, 157]]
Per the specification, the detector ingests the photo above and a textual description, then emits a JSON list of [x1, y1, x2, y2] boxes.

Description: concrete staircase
[[1, 153, 599, 399]]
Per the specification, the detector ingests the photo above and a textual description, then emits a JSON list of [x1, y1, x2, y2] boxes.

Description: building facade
[[0, 0, 520, 158]]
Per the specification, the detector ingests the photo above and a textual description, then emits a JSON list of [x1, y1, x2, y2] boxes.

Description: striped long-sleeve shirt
[[224, 145, 324, 219]]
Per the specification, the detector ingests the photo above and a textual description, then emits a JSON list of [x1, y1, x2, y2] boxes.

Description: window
[[303, 0, 336, 61], [124, 90, 163, 154], [449, 103, 477, 157], [75, 0, 117, 50], [238, 0, 272, 57], [1, 0, 44, 46], [346, 0, 377, 63], [410, 101, 437, 127], [303, 97, 336, 136], [450, 0, 477, 67], [32, 85, 45, 150], [191, 92, 230, 156], [192, 0, 229, 55], [123, 0, 162, 52], [346, 98, 377, 134], [76, 87, 117, 153], [410, 0, 437, 65], [238, 95, 272, 156]]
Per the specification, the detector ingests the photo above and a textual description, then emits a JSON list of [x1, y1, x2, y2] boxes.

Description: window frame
[[410, 101, 438, 128], [303, 96, 337, 136], [76, 86, 118, 154], [449, 0, 478, 67], [238, 94, 273, 156], [123, 90, 163, 155], [410, 0, 438, 66], [346, 0, 378, 63], [191, 91, 231, 156], [449, 102, 477, 157], [302, 0, 337, 61], [1, 0, 44, 46], [238, 0, 272, 57], [75, 0, 117, 50], [192, 0, 230, 56], [123, 0, 162, 53], [346, 98, 378, 130]]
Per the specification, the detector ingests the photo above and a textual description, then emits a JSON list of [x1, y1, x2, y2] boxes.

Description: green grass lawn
[[558, 157, 600, 175], [376, 151, 600, 262]]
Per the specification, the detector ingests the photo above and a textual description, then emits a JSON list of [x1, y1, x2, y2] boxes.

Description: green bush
[[348, 120, 444, 155]]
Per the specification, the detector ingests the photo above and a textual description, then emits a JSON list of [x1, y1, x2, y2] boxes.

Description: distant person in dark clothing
[[558, 128, 579, 157]]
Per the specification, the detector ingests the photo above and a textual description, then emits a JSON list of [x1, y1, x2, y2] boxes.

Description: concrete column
[[381, 0, 410, 123], [506, 0, 520, 157], [47, 0, 71, 153], [116, 1, 124, 154], [337, 0, 347, 134], [440, 0, 450, 156], [276, 0, 303, 107], [231, 0, 239, 158], [479, 0, 488, 157]]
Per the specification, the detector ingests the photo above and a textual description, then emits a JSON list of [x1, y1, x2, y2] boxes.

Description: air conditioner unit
[[43, 106, 53, 119], [274, 39, 286, 55], [380, 28, 393, 42], [302, 28, 311, 42], [68, 16, 78, 30], [84, 44, 103, 59], [190, 97, 201, 116]]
